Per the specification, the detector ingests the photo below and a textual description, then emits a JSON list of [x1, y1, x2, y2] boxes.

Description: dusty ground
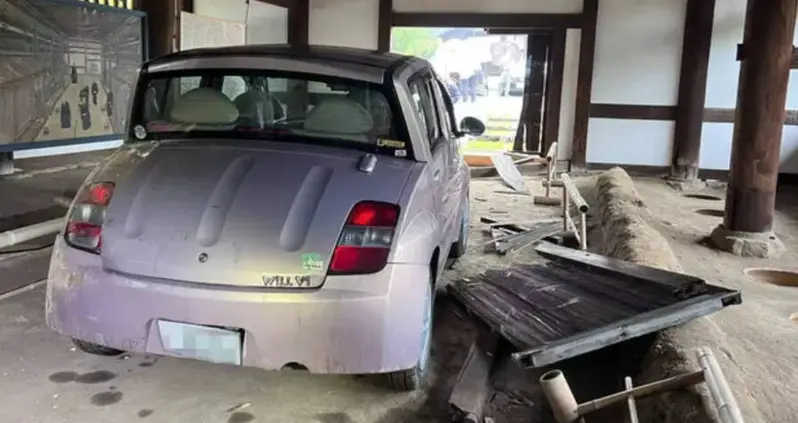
[[623, 177, 798, 423]]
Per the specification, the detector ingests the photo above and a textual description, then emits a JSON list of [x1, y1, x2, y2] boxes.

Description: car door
[[430, 76, 467, 244], [408, 72, 452, 255]]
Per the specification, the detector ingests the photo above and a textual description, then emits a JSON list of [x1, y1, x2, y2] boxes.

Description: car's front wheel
[[72, 339, 125, 357], [385, 273, 434, 391]]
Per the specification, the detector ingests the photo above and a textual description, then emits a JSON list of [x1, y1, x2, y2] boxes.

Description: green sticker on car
[[301, 253, 324, 273]]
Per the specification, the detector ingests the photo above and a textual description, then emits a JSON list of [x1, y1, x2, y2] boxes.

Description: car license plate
[[157, 320, 242, 365]]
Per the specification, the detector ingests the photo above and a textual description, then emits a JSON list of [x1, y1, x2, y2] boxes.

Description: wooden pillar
[[571, 0, 598, 170], [669, 0, 716, 181], [137, 0, 180, 58], [711, 0, 797, 257], [377, 0, 393, 52], [542, 28, 566, 155], [288, 0, 309, 46], [514, 33, 548, 153]]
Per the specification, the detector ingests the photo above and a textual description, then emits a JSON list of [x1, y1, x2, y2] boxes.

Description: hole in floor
[[744, 267, 798, 287], [695, 209, 724, 217], [789, 312, 798, 323], [684, 194, 723, 201]]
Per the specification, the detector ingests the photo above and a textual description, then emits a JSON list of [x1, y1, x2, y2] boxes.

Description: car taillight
[[65, 181, 115, 253], [329, 201, 400, 275]]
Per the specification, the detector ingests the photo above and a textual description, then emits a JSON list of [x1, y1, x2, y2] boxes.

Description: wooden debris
[[447, 242, 741, 368], [480, 217, 561, 255], [449, 331, 498, 423]]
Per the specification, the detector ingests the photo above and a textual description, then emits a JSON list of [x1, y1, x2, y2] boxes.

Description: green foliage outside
[[390, 28, 441, 59]]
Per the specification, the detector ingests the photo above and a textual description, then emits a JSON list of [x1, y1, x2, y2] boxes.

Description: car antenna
[[357, 153, 377, 174]]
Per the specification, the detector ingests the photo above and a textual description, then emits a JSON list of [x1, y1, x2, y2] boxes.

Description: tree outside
[[390, 27, 441, 59]]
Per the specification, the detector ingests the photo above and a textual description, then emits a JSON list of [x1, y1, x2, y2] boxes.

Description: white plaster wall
[[393, 0, 582, 14], [194, 0, 288, 44], [310, 0, 379, 49], [558, 29, 581, 160], [585, 0, 685, 166], [700, 0, 798, 173]]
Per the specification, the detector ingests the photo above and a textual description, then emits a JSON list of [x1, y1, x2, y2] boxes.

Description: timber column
[[710, 0, 797, 258]]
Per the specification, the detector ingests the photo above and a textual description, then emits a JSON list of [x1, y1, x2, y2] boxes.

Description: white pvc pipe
[[696, 348, 745, 423], [0, 217, 65, 250], [540, 370, 580, 423]]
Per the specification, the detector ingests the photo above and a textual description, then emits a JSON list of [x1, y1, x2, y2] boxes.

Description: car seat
[[233, 91, 277, 127], [301, 96, 374, 142], [170, 88, 239, 126]]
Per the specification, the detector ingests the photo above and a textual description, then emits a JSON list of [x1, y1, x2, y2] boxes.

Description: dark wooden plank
[[671, 0, 716, 181], [391, 13, 583, 29], [534, 242, 707, 298], [723, 0, 798, 234], [589, 104, 676, 121], [449, 332, 499, 421], [570, 0, 598, 169], [377, 0, 392, 52], [525, 33, 548, 152], [542, 28, 566, 154]]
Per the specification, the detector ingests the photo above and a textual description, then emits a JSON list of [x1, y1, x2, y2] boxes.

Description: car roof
[[144, 44, 425, 83]]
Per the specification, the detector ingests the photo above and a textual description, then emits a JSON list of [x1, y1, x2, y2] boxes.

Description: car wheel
[[449, 197, 470, 260], [72, 338, 125, 357], [385, 274, 434, 391]]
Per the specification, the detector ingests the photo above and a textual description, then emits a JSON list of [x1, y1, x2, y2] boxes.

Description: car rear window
[[128, 70, 412, 158]]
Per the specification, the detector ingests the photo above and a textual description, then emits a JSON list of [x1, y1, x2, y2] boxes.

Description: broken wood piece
[[533, 195, 563, 206], [490, 154, 530, 194], [534, 242, 710, 298], [542, 179, 565, 188], [449, 332, 499, 423]]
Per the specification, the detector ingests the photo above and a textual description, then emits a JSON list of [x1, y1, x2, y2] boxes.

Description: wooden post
[[571, 0, 598, 170], [669, 0, 716, 182], [515, 33, 549, 153], [288, 0, 310, 46], [377, 0, 393, 52], [711, 0, 796, 257], [542, 28, 566, 155]]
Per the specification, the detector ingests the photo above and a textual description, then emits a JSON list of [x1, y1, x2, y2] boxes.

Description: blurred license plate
[[157, 320, 242, 365]]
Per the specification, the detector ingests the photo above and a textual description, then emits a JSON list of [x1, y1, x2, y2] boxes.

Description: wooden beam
[[378, 0, 392, 52], [137, 0, 179, 58], [590, 104, 677, 120], [722, 0, 798, 234], [542, 28, 566, 154], [288, 0, 309, 45], [524, 33, 549, 152], [254, 0, 293, 8], [670, 0, 716, 182], [391, 13, 582, 29], [570, 0, 598, 170]]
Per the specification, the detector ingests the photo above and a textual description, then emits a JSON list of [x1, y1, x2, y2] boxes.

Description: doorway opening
[[390, 27, 561, 156]]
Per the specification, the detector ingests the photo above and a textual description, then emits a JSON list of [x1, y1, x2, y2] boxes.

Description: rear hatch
[[101, 142, 414, 288]]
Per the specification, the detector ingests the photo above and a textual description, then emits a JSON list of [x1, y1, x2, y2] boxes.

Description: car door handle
[[433, 169, 441, 181]]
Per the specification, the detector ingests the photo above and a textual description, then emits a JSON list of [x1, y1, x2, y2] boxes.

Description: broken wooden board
[[488, 221, 562, 255], [490, 154, 529, 194], [449, 331, 499, 423], [447, 242, 742, 369]]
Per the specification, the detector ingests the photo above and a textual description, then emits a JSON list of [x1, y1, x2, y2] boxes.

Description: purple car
[[45, 45, 486, 391]]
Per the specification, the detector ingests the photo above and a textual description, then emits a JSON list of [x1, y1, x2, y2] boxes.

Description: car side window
[[408, 75, 442, 148], [432, 78, 456, 137]]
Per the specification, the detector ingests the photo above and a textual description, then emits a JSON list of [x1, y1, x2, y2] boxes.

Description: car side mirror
[[459, 116, 486, 137]]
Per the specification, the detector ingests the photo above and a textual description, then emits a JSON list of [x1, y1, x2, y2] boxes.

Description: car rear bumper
[[45, 237, 430, 374]]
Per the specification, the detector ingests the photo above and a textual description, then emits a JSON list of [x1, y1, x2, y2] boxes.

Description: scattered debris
[[480, 217, 561, 255], [448, 242, 742, 369], [449, 331, 498, 423], [226, 402, 252, 413], [490, 154, 529, 194]]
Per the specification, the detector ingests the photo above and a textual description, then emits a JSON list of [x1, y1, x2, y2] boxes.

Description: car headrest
[[233, 91, 276, 123], [303, 96, 374, 134], [169, 88, 239, 125]]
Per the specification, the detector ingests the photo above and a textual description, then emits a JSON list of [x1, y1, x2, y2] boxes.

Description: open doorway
[[390, 27, 556, 155]]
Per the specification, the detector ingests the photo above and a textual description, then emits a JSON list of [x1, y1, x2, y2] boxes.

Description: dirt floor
[[623, 177, 798, 423]]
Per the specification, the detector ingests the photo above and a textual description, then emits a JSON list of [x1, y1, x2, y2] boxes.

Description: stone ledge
[[710, 225, 786, 258]]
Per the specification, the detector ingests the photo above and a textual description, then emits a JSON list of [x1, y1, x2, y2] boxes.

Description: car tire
[[385, 273, 434, 391], [449, 197, 470, 260], [72, 338, 125, 357]]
